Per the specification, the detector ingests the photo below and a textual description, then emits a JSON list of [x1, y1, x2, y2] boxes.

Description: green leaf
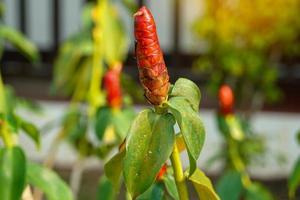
[[124, 109, 175, 198], [104, 150, 125, 189], [245, 182, 273, 200], [216, 171, 243, 200], [0, 25, 39, 62], [96, 175, 116, 200], [95, 107, 112, 140], [20, 120, 40, 149], [186, 168, 220, 200], [163, 173, 179, 200], [170, 78, 201, 111], [112, 108, 135, 140], [289, 158, 300, 198], [0, 146, 26, 200], [26, 162, 73, 200], [166, 97, 205, 174], [137, 182, 164, 200]]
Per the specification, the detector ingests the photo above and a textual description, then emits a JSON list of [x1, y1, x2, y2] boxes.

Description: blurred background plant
[[193, 0, 300, 118], [39, 0, 138, 199], [214, 85, 272, 200], [0, 2, 73, 200]]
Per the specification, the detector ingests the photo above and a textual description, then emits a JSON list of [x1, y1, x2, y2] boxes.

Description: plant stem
[[170, 144, 189, 200]]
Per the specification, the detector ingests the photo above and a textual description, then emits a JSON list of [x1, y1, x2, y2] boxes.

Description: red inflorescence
[[104, 63, 122, 109], [134, 6, 170, 105], [218, 84, 234, 115]]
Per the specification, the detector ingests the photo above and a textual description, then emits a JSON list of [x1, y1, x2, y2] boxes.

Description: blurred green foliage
[[215, 112, 271, 200], [193, 0, 300, 110]]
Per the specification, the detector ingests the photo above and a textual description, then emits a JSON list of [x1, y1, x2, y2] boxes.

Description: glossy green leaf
[[186, 168, 220, 200], [245, 182, 273, 200], [95, 107, 112, 140], [124, 109, 175, 198], [137, 182, 164, 200], [170, 78, 201, 111], [26, 162, 73, 200], [104, 150, 125, 189], [0, 25, 39, 62], [20, 120, 40, 149], [167, 97, 205, 174], [0, 146, 26, 200], [289, 158, 300, 198], [216, 171, 243, 200], [96, 175, 116, 200], [163, 173, 179, 200], [112, 108, 135, 140]]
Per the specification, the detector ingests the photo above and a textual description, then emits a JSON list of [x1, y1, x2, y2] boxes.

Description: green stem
[[170, 144, 189, 200]]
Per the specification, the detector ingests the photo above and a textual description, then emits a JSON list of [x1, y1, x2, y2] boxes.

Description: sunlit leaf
[[186, 168, 220, 200], [170, 78, 201, 111], [26, 162, 73, 200], [167, 97, 205, 174], [0, 146, 26, 200], [124, 109, 175, 198]]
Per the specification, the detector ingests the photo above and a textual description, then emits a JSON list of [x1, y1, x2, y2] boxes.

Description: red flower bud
[[218, 84, 234, 115], [104, 63, 122, 109], [134, 6, 170, 105], [156, 164, 167, 181]]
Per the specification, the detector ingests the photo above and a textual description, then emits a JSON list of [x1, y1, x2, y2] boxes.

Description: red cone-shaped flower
[[104, 63, 122, 109], [134, 6, 170, 105], [218, 84, 234, 115]]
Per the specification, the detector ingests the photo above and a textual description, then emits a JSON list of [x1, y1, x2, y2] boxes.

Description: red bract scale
[[218, 84, 234, 115], [134, 6, 170, 105], [156, 164, 167, 181], [104, 63, 122, 109]]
